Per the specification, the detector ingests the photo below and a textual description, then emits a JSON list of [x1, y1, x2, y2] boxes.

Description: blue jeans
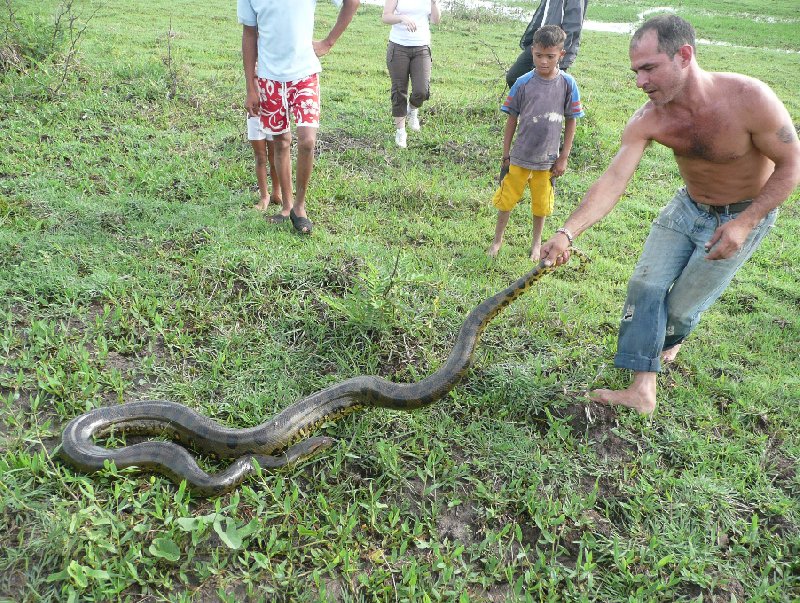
[[614, 188, 777, 373]]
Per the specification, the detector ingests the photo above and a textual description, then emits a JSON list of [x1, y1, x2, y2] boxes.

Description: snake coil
[[60, 259, 571, 496]]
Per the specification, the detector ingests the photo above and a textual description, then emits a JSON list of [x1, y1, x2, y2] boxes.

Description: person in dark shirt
[[506, 0, 588, 88]]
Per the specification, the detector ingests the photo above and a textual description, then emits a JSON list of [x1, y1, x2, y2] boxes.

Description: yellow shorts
[[492, 165, 554, 217]]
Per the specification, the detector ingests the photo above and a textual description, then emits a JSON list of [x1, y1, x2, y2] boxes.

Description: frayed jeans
[[614, 188, 777, 373]]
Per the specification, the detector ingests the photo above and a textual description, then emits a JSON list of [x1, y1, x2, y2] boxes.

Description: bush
[[1, 10, 57, 73]]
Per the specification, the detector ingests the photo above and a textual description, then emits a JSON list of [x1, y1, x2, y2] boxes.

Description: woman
[[382, 0, 441, 148]]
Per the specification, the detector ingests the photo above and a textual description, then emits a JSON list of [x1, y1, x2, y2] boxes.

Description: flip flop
[[289, 208, 313, 235], [267, 213, 289, 224]]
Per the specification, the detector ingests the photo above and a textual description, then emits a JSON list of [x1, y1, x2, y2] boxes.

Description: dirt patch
[[342, 455, 385, 484], [554, 401, 634, 463], [476, 583, 512, 602], [436, 503, 481, 545], [517, 518, 541, 548], [710, 576, 746, 602], [0, 574, 26, 602], [770, 452, 797, 485], [678, 575, 747, 603], [425, 138, 492, 166], [583, 473, 624, 500], [316, 129, 383, 156], [321, 576, 346, 602], [105, 350, 136, 373]]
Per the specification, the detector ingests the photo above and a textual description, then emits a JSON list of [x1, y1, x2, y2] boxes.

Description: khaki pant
[[386, 41, 432, 118]]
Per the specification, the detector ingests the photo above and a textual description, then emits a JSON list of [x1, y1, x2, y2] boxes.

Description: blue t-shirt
[[237, 0, 342, 82], [502, 70, 584, 170]]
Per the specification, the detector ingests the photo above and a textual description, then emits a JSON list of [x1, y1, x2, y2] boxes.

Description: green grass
[[1, 0, 799, 601]]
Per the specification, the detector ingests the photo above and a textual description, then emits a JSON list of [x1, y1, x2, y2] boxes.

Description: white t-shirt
[[389, 0, 432, 46], [238, 0, 343, 82]]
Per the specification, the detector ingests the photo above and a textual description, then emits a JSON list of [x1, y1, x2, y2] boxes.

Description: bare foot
[[590, 388, 656, 414], [487, 243, 501, 258], [529, 245, 541, 262], [589, 372, 657, 414], [661, 344, 681, 363], [253, 197, 271, 211]]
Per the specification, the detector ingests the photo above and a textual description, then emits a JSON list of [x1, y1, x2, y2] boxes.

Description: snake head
[[249, 436, 336, 470], [283, 436, 336, 464], [302, 436, 336, 456]]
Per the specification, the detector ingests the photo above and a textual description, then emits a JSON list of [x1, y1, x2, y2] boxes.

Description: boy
[[239, 0, 360, 234], [248, 105, 282, 211], [488, 25, 584, 261]]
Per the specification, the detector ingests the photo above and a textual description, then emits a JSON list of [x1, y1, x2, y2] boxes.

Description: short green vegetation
[[1, 0, 798, 601]]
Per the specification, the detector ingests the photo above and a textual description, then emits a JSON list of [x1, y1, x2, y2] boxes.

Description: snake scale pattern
[[60, 260, 558, 496]]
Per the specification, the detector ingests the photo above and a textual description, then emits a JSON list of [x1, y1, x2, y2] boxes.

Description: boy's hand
[[498, 157, 510, 182], [551, 156, 568, 178], [245, 90, 260, 117], [313, 38, 334, 57]]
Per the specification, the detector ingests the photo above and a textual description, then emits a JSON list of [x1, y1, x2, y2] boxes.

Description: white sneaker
[[395, 128, 407, 148], [407, 107, 420, 131]]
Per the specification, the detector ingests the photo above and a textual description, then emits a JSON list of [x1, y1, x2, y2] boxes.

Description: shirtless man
[[540, 14, 800, 413]]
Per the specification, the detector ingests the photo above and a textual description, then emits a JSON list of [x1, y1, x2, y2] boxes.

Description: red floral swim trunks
[[256, 73, 320, 134]]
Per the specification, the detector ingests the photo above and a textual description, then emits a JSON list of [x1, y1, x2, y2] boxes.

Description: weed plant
[[0, 0, 798, 601]]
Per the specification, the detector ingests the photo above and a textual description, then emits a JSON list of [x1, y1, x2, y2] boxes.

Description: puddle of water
[[583, 20, 633, 34], [359, 1, 798, 53], [359, 0, 657, 33]]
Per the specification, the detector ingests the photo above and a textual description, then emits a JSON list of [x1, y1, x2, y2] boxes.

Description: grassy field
[[1, 0, 798, 601]]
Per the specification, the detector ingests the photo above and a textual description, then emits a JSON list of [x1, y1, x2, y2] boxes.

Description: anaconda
[[60, 259, 563, 496]]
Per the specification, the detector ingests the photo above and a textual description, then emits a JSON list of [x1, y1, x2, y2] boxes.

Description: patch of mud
[[321, 577, 346, 602], [678, 575, 746, 603], [437, 503, 481, 545], [189, 581, 255, 603], [0, 569, 28, 603], [316, 129, 383, 156], [554, 401, 634, 463], [579, 471, 623, 500], [770, 452, 797, 486], [160, 227, 212, 255], [423, 137, 492, 166], [457, 583, 518, 602], [342, 455, 385, 483]]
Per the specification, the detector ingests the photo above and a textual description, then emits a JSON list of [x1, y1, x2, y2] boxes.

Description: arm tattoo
[[776, 124, 797, 144]]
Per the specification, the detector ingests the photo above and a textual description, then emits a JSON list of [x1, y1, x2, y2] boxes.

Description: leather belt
[[692, 199, 752, 215]]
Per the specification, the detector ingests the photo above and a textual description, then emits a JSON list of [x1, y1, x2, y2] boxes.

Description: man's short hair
[[632, 14, 696, 57], [532, 24, 566, 49]]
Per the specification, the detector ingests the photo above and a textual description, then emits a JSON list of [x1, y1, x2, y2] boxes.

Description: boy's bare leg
[[487, 210, 510, 258], [266, 139, 282, 205], [530, 215, 546, 262], [272, 132, 294, 218], [661, 344, 681, 363], [590, 371, 657, 414], [292, 126, 317, 220], [250, 139, 270, 210]]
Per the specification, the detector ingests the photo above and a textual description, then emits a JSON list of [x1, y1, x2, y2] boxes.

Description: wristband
[[502, 155, 510, 161], [555, 227, 574, 245]]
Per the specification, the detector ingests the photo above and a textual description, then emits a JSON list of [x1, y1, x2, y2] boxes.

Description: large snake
[[60, 259, 568, 496]]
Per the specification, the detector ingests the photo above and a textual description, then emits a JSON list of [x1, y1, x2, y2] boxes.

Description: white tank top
[[389, 0, 432, 46]]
